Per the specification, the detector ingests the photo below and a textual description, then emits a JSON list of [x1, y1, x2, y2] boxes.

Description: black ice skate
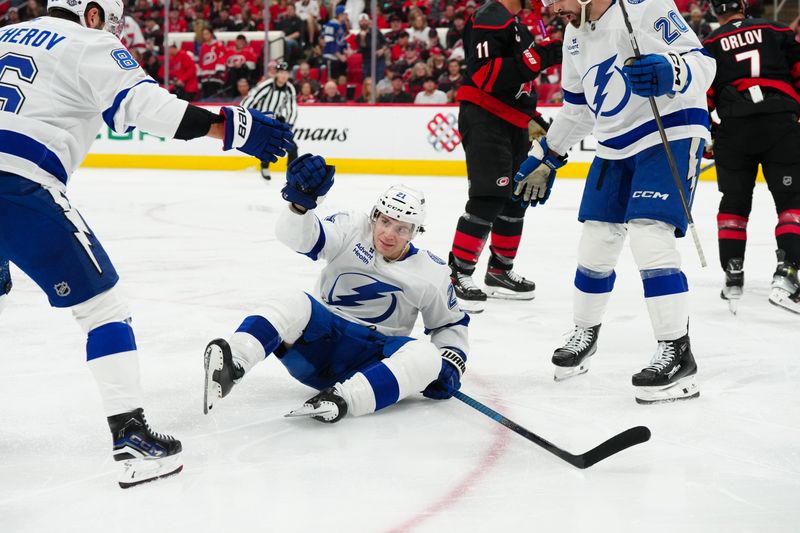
[[285, 387, 348, 423], [768, 249, 800, 315], [484, 267, 536, 300], [720, 257, 744, 315], [449, 253, 486, 314], [260, 167, 271, 180], [108, 408, 183, 489], [552, 324, 601, 381], [632, 334, 700, 404], [204, 338, 245, 414]]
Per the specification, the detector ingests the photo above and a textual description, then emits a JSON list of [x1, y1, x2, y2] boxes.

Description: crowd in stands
[[0, 0, 787, 105]]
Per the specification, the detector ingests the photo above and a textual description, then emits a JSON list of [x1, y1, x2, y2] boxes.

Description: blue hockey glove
[[220, 106, 295, 164], [423, 349, 466, 400], [513, 138, 566, 207], [622, 53, 689, 98], [281, 153, 335, 210]]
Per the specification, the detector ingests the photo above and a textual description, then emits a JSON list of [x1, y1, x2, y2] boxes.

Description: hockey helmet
[[370, 184, 427, 239], [47, 0, 125, 37], [710, 0, 744, 16]]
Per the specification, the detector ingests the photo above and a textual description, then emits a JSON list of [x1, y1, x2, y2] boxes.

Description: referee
[[241, 61, 298, 180]]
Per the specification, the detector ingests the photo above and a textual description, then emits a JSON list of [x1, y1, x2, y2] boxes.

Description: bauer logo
[[633, 190, 669, 200], [427, 113, 462, 153]]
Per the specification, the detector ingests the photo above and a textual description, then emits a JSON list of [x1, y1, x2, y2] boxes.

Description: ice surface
[[1, 169, 798, 533]]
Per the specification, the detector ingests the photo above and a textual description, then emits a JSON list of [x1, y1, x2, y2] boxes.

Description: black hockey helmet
[[710, 0, 744, 16]]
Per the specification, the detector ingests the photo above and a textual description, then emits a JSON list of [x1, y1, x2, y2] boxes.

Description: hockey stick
[[448, 388, 651, 469], [617, 0, 708, 268]]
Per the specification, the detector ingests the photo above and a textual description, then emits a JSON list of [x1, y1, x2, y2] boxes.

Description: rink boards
[[82, 103, 729, 180]]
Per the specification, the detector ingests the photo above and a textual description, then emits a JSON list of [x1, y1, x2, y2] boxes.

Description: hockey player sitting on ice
[[513, 0, 716, 403], [203, 155, 469, 422], [0, 0, 294, 487]]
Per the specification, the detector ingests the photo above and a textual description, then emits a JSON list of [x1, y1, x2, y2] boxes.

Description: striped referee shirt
[[241, 77, 298, 126]]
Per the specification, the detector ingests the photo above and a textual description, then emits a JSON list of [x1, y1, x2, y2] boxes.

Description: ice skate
[[552, 324, 601, 381], [449, 253, 486, 314], [632, 334, 700, 404], [260, 167, 271, 181], [107, 408, 183, 489], [484, 267, 535, 300], [204, 338, 245, 414], [768, 250, 800, 314], [720, 257, 743, 315], [285, 386, 348, 423]]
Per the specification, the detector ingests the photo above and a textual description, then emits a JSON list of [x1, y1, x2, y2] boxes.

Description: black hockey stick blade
[[449, 388, 651, 469]]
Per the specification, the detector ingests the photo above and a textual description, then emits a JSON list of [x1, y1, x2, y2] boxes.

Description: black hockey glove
[[423, 349, 466, 400], [520, 39, 563, 76], [220, 106, 295, 164], [281, 153, 335, 210]]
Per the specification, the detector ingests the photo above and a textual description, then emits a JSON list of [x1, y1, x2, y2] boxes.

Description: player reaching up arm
[[0, 0, 293, 488], [703, 0, 800, 315], [203, 154, 470, 422], [513, 0, 715, 403]]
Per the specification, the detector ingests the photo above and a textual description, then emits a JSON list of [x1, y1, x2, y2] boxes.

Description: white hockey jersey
[[547, 0, 716, 160], [275, 208, 470, 357], [0, 17, 189, 191]]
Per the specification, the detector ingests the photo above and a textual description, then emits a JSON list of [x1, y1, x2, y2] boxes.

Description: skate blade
[[720, 289, 742, 315], [118, 454, 183, 489], [284, 404, 335, 420], [553, 356, 592, 382], [484, 286, 535, 301], [634, 375, 700, 404], [727, 298, 738, 316], [768, 288, 800, 315], [456, 298, 485, 314], [203, 342, 225, 415]]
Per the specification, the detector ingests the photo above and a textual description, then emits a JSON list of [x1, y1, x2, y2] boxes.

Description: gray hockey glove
[[513, 138, 566, 207]]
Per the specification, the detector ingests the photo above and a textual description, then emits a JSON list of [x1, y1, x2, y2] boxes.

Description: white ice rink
[[1, 168, 798, 533]]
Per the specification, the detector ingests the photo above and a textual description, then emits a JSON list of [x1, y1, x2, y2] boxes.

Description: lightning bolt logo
[[591, 55, 617, 118], [326, 273, 403, 324], [46, 188, 103, 274], [583, 54, 632, 119]]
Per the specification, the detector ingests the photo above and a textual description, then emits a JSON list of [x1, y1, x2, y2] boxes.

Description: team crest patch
[[54, 282, 71, 297], [427, 251, 445, 265], [783, 176, 793, 187], [497, 177, 510, 187]]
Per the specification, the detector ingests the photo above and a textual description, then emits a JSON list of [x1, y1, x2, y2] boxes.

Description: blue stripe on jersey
[[599, 108, 709, 150], [86, 321, 137, 361], [641, 269, 688, 298], [685, 47, 713, 58], [102, 79, 157, 133], [423, 313, 470, 335], [362, 361, 400, 411], [236, 315, 282, 354], [0, 129, 69, 184], [301, 219, 326, 260], [679, 61, 693, 94], [574, 267, 617, 294], [563, 90, 587, 105]]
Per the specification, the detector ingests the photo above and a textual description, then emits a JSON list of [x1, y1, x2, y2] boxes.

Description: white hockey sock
[[229, 331, 266, 374], [88, 349, 142, 416], [641, 269, 690, 340], [573, 266, 616, 328]]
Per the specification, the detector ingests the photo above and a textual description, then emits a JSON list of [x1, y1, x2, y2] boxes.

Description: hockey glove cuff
[[622, 53, 690, 98], [220, 106, 295, 164], [513, 138, 566, 207], [423, 348, 466, 400], [281, 153, 336, 210], [521, 39, 562, 76]]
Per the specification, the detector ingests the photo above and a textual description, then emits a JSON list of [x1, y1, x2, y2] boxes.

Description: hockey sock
[[230, 315, 282, 373], [86, 321, 142, 416], [488, 214, 524, 271], [573, 266, 616, 328], [641, 268, 689, 340], [776, 209, 800, 265], [717, 213, 748, 269], [451, 213, 491, 273]]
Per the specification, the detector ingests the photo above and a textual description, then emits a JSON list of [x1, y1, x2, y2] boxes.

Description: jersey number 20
[[0, 53, 37, 114], [654, 10, 689, 45]]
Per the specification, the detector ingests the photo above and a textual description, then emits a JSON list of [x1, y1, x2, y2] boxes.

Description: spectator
[[143, 17, 164, 55], [306, 42, 326, 68], [191, 19, 209, 56], [236, 78, 252, 101], [437, 58, 463, 100], [163, 42, 200, 102], [463, 0, 477, 18], [319, 80, 346, 102], [297, 80, 319, 103], [16, 0, 40, 21], [293, 61, 321, 96], [379, 76, 413, 102], [269, 0, 289, 25], [382, 0, 404, 21], [687, 7, 712, 39], [446, 13, 465, 49], [276, 2, 305, 65], [323, 4, 350, 79], [225, 35, 258, 94], [405, 60, 430, 98], [428, 46, 447, 79], [438, 4, 456, 28], [141, 50, 162, 81], [390, 30, 412, 62], [198, 27, 227, 99], [393, 42, 420, 75], [375, 69, 395, 97], [2, 6, 20, 26], [354, 77, 374, 103], [213, 8, 239, 32], [235, 9, 258, 31], [356, 13, 388, 80], [427, 27, 442, 52], [295, 0, 321, 47], [414, 75, 447, 103], [385, 14, 406, 44], [408, 11, 428, 46]]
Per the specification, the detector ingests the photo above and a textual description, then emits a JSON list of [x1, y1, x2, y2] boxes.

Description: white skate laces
[[644, 342, 675, 373], [562, 326, 595, 354], [455, 271, 481, 291]]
